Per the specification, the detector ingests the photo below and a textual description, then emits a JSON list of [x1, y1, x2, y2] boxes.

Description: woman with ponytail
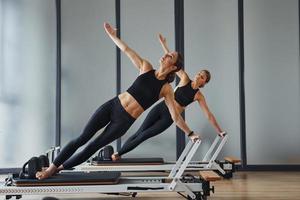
[[36, 23, 199, 179], [112, 34, 225, 161]]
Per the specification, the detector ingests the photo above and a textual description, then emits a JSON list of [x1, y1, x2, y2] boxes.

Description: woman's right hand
[[158, 33, 166, 44], [104, 22, 117, 37], [218, 131, 227, 138], [189, 133, 201, 142]]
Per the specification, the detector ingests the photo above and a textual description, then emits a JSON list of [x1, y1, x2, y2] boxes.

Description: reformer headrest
[[19, 154, 49, 179], [92, 145, 114, 161]]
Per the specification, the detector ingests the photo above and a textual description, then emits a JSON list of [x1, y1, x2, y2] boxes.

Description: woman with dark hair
[[112, 34, 225, 161], [36, 23, 199, 180]]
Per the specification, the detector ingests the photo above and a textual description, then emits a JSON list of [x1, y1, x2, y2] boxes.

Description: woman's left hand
[[189, 133, 201, 142], [104, 22, 117, 37], [158, 33, 166, 44], [218, 131, 226, 138]]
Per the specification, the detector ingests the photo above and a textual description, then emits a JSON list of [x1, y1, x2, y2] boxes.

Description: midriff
[[118, 92, 185, 119], [118, 92, 145, 119]]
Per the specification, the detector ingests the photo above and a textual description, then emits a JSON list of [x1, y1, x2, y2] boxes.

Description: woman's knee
[[82, 142, 102, 156]]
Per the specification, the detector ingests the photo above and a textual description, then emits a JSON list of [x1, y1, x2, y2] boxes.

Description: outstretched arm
[[158, 34, 170, 54], [163, 84, 200, 142], [104, 22, 152, 72], [196, 92, 225, 137]]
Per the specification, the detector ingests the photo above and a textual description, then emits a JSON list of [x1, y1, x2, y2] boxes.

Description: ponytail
[[166, 72, 176, 83]]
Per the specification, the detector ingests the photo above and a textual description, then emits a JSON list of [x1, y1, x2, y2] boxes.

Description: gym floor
[[1, 172, 300, 200]]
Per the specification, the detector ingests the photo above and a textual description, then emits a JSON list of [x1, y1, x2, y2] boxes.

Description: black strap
[[188, 131, 194, 137]]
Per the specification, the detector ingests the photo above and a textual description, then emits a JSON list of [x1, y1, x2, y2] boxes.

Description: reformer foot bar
[[77, 135, 238, 178], [0, 140, 221, 200]]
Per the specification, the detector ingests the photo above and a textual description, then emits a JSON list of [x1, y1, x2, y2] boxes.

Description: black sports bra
[[127, 70, 167, 110], [175, 80, 198, 107]]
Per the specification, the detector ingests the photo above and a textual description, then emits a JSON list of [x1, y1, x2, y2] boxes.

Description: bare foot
[[36, 164, 59, 180], [36, 170, 52, 180], [57, 165, 64, 172], [111, 153, 121, 161], [41, 167, 48, 171]]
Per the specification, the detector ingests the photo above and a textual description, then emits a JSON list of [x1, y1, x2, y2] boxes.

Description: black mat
[[92, 157, 164, 165], [13, 171, 121, 186]]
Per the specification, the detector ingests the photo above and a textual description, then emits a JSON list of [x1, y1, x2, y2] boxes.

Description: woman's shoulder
[[139, 61, 154, 74], [177, 77, 191, 87], [194, 90, 204, 101], [139, 59, 153, 74]]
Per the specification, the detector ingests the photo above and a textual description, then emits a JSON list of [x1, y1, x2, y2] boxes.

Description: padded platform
[[199, 171, 221, 182], [224, 156, 241, 164], [12, 171, 121, 186], [92, 158, 164, 165]]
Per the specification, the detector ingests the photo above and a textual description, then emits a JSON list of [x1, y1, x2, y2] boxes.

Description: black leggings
[[118, 101, 173, 156], [53, 97, 135, 169]]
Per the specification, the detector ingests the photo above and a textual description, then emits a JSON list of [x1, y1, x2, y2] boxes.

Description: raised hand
[[158, 33, 170, 53], [158, 33, 166, 44], [104, 22, 117, 37]]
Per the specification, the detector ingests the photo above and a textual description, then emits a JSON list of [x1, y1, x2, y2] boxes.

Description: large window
[[0, 0, 56, 167], [244, 0, 300, 164], [184, 0, 241, 160], [120, 0, 176, 160], [1, 0, 299, 169], [60, 0, 116, 151]]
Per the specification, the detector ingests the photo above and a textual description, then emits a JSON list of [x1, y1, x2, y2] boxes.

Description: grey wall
[[184, 0, 241, 161], [120, 0, 176, 160], [0, 0, 56, 167], [244, 0, 300, 164], [58, 0, 300, 165], [1, 0, 300, 168], [0, 0, 2, 95], [60, 0, 116, 152]]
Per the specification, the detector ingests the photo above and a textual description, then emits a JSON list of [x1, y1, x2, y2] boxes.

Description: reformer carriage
[[1, 135, 240, 200]]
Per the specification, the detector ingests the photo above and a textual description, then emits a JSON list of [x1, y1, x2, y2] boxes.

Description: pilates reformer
[[75, 134, 239, 178], [0, 140, 222, 200]]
